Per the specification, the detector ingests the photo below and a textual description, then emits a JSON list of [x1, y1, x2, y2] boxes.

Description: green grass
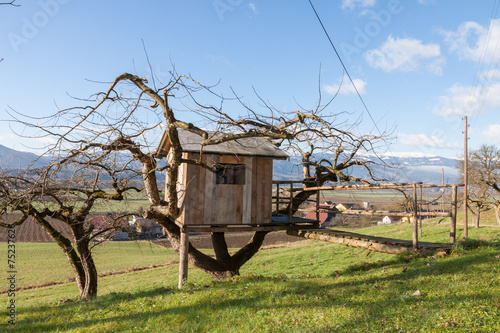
[[0, 242, 177, 289], [1, 224, 499, 332]]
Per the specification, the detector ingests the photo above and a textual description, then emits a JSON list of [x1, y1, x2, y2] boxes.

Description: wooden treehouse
[[156, 129, 310, 231]]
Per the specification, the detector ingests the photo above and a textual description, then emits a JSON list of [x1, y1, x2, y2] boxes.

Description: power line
[[307, 0, 382, 136], [307, 0, 411, 182]]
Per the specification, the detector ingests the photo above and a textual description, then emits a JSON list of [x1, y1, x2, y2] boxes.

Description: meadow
[[1, 222, 499, 332]]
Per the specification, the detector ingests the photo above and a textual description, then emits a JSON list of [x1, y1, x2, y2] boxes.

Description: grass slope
[[1, 224, 499, 332]]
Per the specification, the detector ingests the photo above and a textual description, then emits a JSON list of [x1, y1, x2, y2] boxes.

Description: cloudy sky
[[1, 0, 499, 157]]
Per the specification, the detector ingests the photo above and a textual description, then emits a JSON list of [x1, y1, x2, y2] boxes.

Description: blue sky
[[1, 0, 499, 158]]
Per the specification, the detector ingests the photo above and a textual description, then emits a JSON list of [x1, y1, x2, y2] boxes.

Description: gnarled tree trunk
[[157, 216, 267, 280]]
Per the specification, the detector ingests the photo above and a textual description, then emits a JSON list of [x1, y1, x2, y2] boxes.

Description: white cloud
[[341, 0, 375, 10], [442, 19, 500, 62], [323, 77, 367, 95], [433, 82, 500, 117], [483, 124, 500, 144], [365, 35, 445, 74], [248, 3, 258, 15], [399, 133, 459, 149]]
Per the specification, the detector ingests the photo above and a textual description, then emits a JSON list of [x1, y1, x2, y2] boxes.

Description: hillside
[[1, 223, 498, 332], [0, 144, 51, 170]]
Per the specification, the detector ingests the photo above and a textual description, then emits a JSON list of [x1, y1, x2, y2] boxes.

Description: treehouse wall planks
[[175, 153, 274, 226]]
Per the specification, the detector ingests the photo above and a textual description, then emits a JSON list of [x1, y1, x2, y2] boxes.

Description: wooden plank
[[261, 158, 273, 223], [204, 154, 219, 225], [242, 157, 253, 225], [195, 154, 206, 224], [183, 223, 318, 233], [183, 153, 200, 225], [216, 185, 237, 224], [250, 157, 258, 224], [236, 184, 243, 224], [220, 155, 243, 164]]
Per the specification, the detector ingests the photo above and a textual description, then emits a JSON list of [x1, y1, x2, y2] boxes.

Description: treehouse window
[[215, 163, 245, 185]]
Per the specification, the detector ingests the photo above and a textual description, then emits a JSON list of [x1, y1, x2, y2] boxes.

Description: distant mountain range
[[0, 145, 52, 170], [273, 153, 459, 185], [0, 144, 459, 185]]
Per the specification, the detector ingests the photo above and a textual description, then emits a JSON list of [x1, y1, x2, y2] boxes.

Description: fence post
[[412, 183, 419, 252], [450, 185, 457, 243]]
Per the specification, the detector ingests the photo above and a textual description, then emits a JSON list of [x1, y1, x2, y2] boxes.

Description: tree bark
[[72, 222, 98, 299], [496, 204, 500, 226], [157, 216, 267, 280], [33, 215, 86, 295]]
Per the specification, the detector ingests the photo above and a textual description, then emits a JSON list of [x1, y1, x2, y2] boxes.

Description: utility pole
[[464, 116, 468, 239]]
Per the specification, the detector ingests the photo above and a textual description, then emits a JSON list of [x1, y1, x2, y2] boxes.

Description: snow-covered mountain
[[0, 145, 459, 185], [273, 153, 459, 185]]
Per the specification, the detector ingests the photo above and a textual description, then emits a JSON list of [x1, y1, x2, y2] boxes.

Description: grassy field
[[1, 223, 499, 332]]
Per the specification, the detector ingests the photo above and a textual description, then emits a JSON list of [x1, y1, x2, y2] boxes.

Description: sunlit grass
[[1, 224, 499, 332]]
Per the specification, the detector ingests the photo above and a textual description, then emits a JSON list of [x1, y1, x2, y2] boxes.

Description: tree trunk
[[157, 216, 267, 280], [33, 215, 86, 294], [496, 204, 500, 226], [72, 223, 98, 299]]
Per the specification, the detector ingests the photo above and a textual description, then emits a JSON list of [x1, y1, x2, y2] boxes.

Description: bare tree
[[5, 69, 389, 280], [0, 152, 140, 299], [457, 144, 500, 226]]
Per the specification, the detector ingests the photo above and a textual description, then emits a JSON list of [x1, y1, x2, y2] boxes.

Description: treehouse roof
[[156, 129, 288, 160]]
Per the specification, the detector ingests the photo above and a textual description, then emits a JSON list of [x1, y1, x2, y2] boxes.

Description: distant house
[[133, 216, 164, 236], [378, 216, 394, 225], [335, 203, 361, 212], [87, 215, 129, 241], [400, 216, 416, 223], [304, 212, 336, 228]]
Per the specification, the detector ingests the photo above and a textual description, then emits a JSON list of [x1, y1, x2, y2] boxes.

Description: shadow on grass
[[3, 246, 499, 332]]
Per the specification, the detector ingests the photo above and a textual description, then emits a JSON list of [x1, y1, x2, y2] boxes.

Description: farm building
[[133, 216, 164, 236], [304, 211, 336, 228], [156, 129, 289, 227]]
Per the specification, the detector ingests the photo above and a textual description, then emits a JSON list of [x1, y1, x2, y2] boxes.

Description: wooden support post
[[289, 182, 293, 223], [275, 184, 280, 213], [412, 183, 419, 252], [450, 185, 457, 243], [315, 190, 320, 222], [178, 231, 189, 289]]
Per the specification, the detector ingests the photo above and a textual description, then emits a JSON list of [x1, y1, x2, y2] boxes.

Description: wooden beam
[[178, 232, 189, 289], [319, 209, 451, 217], [302, 183, 464, 192], [287, 229, 409, 254], [182, 222, 318, 233]]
